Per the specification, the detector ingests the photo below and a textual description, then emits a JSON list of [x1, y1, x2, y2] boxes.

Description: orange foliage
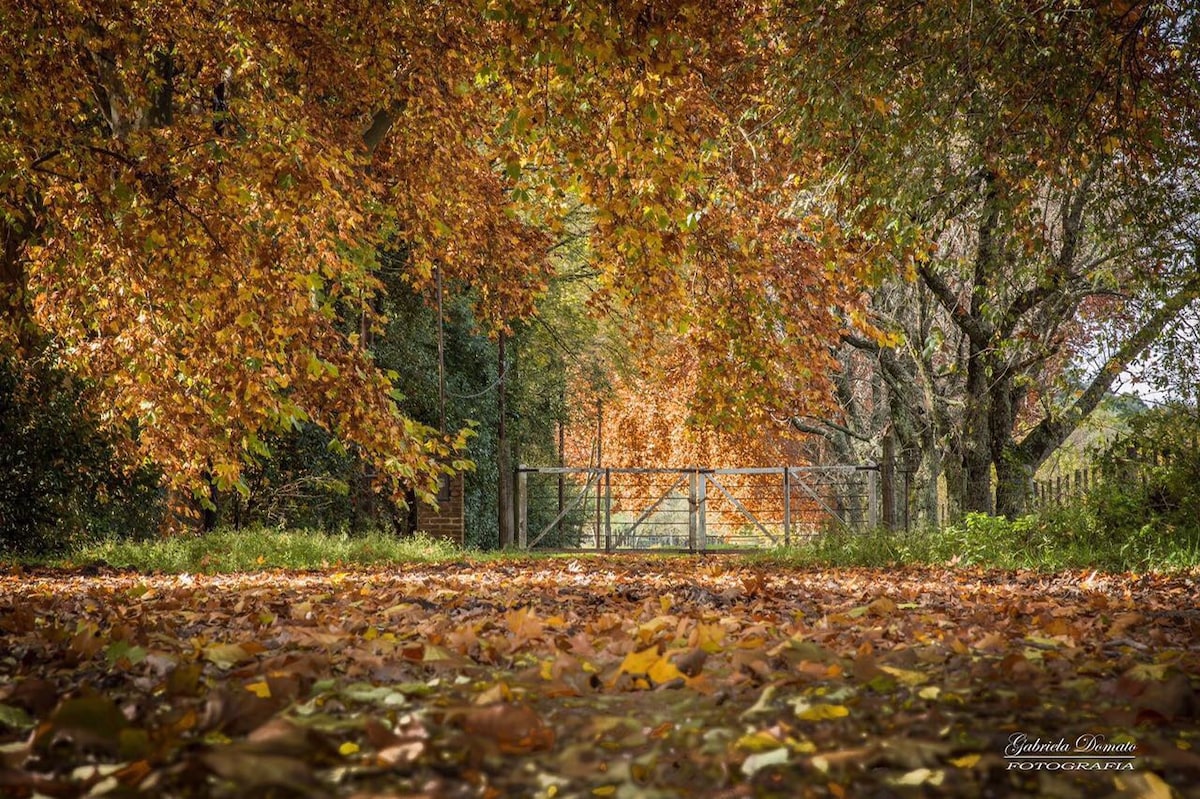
[[0, 1, 874, 511], [565, 339, 812, 470]]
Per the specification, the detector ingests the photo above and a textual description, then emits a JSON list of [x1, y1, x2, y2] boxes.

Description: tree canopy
[[0, 1, 871, 514], [4, 0, 1199, 530]]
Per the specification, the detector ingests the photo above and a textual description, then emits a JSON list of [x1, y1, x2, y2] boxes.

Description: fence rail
[[516, 465, 884, 552]]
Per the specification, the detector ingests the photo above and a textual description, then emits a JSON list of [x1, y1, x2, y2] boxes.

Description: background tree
[[774, 0, 1200, 519]]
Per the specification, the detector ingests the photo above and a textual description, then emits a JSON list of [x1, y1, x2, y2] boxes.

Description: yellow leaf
[[592, 787, 616, 797], [695, 623, 725, 653], [1113, 773, 1173, 799], [338, 741, 360, 757], [950, 753, 981, 768], [790, 738, 818, 754], [204, 643, 252, 669], [880, 665, 928, 686], [648, 657, 684, 685], [892, 768, 943, 787], [736, 731, 783, 752], [619, 647, 661, 676], [918, 686, 941, 700], [794, 702, 850, 721], [244, 681, 271, 699], [1125, 663, 1170, 682]]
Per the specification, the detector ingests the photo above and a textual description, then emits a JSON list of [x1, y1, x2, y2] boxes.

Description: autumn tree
[[773, 0, 1200, 518], [1, 1, 880, 527]]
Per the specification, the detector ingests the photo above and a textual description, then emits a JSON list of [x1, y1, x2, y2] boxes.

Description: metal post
[[517, 467, 528, 549], [593, 472, 601, 549], [557, 418, 564, 539], [867, 466, 879, 529], [688, 471, 698, 552], [604, 468, 612, 552], [697, 471, 707, 552], [783, 467, 792, 547]]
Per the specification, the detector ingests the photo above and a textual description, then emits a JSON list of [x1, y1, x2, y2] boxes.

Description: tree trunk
[[988, 370, 1028, 518], [995, 448, 1036, 519], [961, 344, 994, 514], [497, 331, 514, 548]]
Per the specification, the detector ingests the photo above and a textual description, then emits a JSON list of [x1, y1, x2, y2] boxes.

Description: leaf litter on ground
[[0, 558, 1197, 797]]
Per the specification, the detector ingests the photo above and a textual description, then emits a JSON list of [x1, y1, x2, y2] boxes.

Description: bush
[[1086, 405, 1200, 565], [0, 351, 163, 555]]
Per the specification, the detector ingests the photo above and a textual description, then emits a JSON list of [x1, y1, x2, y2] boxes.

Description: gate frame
[[516, 464, 886, 552]]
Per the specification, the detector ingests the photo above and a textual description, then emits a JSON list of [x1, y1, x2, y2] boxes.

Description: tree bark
[[497, 331, 514, 548]]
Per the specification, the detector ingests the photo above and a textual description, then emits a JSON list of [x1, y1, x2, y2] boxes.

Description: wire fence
[[516, 466, 881, 551]]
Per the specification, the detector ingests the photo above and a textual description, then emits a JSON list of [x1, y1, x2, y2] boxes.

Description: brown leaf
[[459, 704, 555, 754], [199, 748, 326, 796], [36, 695, 129, 757]]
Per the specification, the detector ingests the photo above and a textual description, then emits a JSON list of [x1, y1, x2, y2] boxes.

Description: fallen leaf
[[741, 747, 789, 777], [793, 701, 851, 721]]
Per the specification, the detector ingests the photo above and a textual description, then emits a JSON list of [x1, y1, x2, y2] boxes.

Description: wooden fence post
[[881, 433, 896, 531]]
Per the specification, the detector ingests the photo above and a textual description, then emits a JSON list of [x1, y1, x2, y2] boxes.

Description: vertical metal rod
[[904, 466, 911, 533], [593, 474, 601, 550], [783, 467, 792, 547], [688, 472, 698, 552], [867, 467, 879, 529], [697, 472, 707, 552], [557, 417, 564, 539], [604, 468, 612, 552], [517, 468, 528, 549]]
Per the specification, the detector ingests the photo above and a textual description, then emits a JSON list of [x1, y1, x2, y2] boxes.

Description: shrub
[[0, 351, 163, 555]]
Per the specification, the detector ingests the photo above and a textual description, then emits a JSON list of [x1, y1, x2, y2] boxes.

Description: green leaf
[[0, 703, 33, 730]]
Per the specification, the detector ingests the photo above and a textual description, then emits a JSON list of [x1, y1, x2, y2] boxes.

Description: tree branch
[[789, 415, 873, 443], [1016, 270, 1200, 465], [917, 262, 990, 345], [363, 102, 403, 155]]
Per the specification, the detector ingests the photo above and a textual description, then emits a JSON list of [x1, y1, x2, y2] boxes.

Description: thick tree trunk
[[961, 344, 994, 514], [497, 331, 514, 548], [995, 449, 1036, 518], [989, 373, 1028, 518]]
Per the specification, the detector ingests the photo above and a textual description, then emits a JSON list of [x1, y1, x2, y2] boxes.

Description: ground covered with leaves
[[0, 558, 1197, 798]]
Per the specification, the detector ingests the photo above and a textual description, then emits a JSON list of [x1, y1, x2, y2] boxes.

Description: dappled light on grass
[[72, 530, 462, 573], [0, 559, 1197, 797]]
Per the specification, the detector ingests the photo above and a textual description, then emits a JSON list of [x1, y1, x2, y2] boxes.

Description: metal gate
[[516, 466, 880, 551]]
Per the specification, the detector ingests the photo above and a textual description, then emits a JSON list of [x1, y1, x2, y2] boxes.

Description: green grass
[[746, 511, 1200, 573], [65, 528, 467, 573], [10, 506, 1200, 574]]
